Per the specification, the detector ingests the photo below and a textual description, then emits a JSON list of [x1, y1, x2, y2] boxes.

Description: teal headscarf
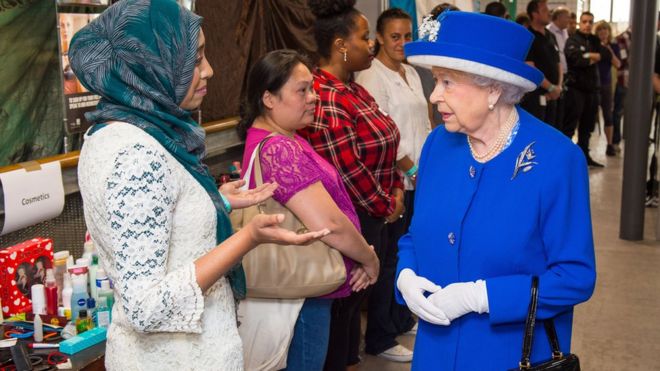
[[69, 0, 246, 299]]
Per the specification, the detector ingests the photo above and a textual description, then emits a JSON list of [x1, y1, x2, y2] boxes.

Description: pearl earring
[[343, 51, 347, 62], [488, 103, 495, 111]]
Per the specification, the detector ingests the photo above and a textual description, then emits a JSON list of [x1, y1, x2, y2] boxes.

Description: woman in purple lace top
[[237, 50, 380, 370]]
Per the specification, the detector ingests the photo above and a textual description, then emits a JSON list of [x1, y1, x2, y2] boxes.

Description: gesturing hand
[[219, 179, 278, 210], [246, 213, 330, 246]]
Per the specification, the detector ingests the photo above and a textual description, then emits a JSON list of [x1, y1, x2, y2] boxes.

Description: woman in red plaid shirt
[[301, 0, 410, 369]]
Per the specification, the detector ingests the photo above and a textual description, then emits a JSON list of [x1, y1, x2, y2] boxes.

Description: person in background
[[515, 13, 530, 28], [356, 6, 431, 344], [396, 11, 596, 370], [594, 20, 621, 157], [520, 0, 561, 126], [563, 11, 607, 168], [70, 0, 328, 369], [303, 0, 409, 367], [413, 3, 459, 128], [568, 12, 577, 36], [236, 49, 380, 371], [547, 6, 570, 132], [613, 25, 632, 153], [484, 1, 508, 19]]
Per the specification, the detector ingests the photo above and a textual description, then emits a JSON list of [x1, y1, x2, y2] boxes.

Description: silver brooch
[[418, 15, 440, 42], [511, 142, 538, 180]]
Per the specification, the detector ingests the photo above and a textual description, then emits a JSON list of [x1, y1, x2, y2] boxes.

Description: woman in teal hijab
[[70, 0, 328, 369]]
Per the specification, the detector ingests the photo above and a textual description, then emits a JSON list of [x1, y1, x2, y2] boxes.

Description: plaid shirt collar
[[315, 68, 357, 93]]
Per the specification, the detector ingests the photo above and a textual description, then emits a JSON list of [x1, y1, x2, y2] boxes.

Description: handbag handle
[[518, 276, 564, 369], [242, 133, 279, 190]]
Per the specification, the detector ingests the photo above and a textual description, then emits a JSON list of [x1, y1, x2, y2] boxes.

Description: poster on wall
[[58, 12, 102, 134]]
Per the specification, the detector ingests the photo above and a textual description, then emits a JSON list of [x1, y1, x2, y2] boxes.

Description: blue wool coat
[[396, 107, 596, 370]]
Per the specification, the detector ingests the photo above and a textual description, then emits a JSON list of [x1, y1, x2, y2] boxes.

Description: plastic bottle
[[86, 297, 97, 329], [33, 314, 43, 342], [69, 265, 89, 321], [62, 273, 73, 311], [44, 269, 58, 316], [76, 310, 90, 334], [89, 256, 99, 299], [76, 257, 90, 269], [95, 296, 111, 329], [30, 284, 46, 315], [95, 268, 109, 297], [98, 280, 114, 311], [82, 240, 95, 263], [53, 251, 70, 306]]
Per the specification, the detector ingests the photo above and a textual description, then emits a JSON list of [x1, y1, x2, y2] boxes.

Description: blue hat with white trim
[[405, 11, 543, 92]]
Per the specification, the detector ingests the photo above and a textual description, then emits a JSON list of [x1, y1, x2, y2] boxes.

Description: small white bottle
[[62, 273, 73, 311], [33, 314, 43, 342]]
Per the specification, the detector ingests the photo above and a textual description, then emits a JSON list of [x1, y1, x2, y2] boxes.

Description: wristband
[[405, 164, 418, 178], [547, 84, 556, 93], [219, 192, 232, 213]]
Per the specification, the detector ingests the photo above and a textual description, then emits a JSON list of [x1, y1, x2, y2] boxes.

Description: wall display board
[[56, 2, 107, 134], [0, 0, 65, 167]]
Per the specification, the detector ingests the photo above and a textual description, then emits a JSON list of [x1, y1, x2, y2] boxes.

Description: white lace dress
[[78, 122, 243, 371]]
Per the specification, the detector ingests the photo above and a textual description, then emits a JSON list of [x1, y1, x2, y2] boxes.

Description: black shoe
[[587, 157, 605, 168], [606, 145, 616, 157]]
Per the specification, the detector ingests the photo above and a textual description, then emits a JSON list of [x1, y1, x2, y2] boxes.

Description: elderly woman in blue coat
[[395, 11, 596, 370]]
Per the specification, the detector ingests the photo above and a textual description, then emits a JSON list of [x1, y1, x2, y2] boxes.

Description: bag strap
[[241, 133, 278, 190], [519, 276, 539, 369], [543, 319, 564, 359], [518, 276, 565, 370]]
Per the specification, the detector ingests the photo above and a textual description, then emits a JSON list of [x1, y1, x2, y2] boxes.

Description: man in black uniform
[[563, 11, 608, 167], [520, 0, 561, 126]]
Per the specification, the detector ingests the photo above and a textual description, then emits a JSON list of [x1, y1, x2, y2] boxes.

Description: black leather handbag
[[509, 276, 581, 371]]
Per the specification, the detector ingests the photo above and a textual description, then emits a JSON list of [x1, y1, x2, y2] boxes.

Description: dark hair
[[526, 0, 545, 20], [580, 11, 594, 20], [237, 49, 313, 140], [570, 12, 577, 20], [515, 13, 530, 27], [430, 3, 459, 20], [308, 0, 361, 60], [374, 8, 412, 55], [484, 1, 507, 18]]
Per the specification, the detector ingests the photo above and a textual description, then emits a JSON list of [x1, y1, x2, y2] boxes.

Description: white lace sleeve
[[104, 143, 205, 334]]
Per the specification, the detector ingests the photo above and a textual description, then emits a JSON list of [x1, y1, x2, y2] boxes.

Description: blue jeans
[[283, 298, 333, 371]]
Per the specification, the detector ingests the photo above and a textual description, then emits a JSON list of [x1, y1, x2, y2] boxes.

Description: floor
[[359, 132, 660, 370]]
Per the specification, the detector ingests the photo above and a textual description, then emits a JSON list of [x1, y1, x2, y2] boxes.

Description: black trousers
[[520, 92, 559, 129], [562, 87, 598, 158], [520, 92, 547, 122], [324, 209, 389, 369], [612, 85, 627, 144], [363, 192, 416, 355]]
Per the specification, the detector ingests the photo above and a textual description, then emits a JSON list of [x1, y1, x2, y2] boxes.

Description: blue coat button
[[469, 166, 476, 178]]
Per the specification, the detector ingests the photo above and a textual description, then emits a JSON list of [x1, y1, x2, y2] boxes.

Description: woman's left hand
[[219, 179, 278, 210], [427, 280, 489, 323]]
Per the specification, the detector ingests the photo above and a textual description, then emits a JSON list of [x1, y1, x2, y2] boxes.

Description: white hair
[[469, 74, 528, 105]]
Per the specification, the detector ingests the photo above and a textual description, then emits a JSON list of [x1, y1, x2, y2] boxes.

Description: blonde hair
[[595, 20, 612, 43]]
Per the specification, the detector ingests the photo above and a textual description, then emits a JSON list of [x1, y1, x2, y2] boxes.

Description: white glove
[[396, 269, 449, 325], [427, 280, 489, 323]]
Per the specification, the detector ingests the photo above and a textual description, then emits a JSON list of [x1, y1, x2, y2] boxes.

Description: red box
[[0, 238, 54, 317]]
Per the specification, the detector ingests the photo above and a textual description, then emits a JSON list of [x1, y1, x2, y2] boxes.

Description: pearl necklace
[[467, 108, 519, 163]]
